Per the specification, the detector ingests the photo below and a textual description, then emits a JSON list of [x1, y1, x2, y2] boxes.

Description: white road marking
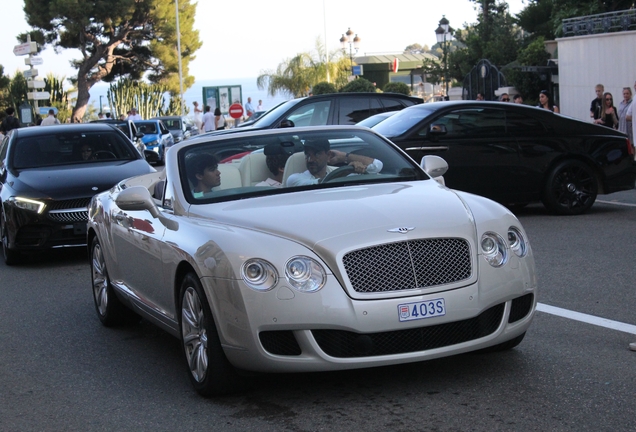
[[596, 200, 636, 207], [537, 303, 636, 335]]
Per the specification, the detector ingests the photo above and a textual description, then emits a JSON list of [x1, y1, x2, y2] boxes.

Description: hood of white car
[[191, 181, 477, 250]]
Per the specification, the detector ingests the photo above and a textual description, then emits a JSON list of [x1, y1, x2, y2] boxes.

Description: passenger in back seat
[[255, 143, 296, 188]]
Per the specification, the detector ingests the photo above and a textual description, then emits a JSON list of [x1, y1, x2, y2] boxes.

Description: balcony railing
[[562, 9, 636, 37]]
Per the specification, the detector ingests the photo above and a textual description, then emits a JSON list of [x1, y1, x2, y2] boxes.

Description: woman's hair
[[214, 108, 221, 116], [601, 92, 614, 118]]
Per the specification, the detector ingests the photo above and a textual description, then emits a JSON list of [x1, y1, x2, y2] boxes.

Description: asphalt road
[[1, 193, 635, 431]]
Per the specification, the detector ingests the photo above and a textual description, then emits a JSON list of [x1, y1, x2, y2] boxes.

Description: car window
[[370, 98, 384, 117], [162, 119, 181, 130], [373, 105, 437, 137], [381, 98, 406, 112], [420, 108, 506, 138], [136, 122, 158, 134], [11, 131, 137, 169], [337, 97, 370, 125], [506, 111, 548, 136], [285, 101, 332, 127], [179, 129, 427, 203]]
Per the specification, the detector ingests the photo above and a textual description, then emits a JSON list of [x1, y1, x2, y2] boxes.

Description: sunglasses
[[605, 98, 613, 101], [502, 98, 510, 102]]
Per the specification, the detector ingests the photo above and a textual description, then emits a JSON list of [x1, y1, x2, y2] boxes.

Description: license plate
[[398, 298, 446, 322]]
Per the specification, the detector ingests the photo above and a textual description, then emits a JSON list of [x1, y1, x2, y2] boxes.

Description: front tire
[[179, 273, 242, 396], [542, 160, 598, 215], [1, 212, 21, 265], [90, 237, 137, 326]]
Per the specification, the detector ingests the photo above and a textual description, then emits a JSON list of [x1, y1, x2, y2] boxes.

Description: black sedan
[[373, 101, 635, 215], [0, 123, 155, 264]]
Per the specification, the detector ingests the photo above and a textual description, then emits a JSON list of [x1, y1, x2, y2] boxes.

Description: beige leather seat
[[282, 152, 309, 186], [238, 152, 270, 186], [212, 163, 242, 191]]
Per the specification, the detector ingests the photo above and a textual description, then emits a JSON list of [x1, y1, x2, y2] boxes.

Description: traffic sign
[[27, 91, 50, 100], [13, 42, 37, 56], [25, 56, 43, 66], [27, 80, 46, 89], [229, 103, 244, 119], [23, 69, 38, 78]]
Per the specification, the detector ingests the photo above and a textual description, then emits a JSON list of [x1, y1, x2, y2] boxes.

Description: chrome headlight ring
[[507, 226, 528, 258], [481, 232, 508, 267], [241, 259, 278, 291], [285, 256, 327, 293]]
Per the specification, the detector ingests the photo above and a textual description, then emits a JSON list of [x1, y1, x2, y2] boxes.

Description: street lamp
[[435, 16, 453, 97], [340, 28, 361, 76]]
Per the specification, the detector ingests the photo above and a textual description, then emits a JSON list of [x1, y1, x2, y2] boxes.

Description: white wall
[[557, 30, 636, 122]]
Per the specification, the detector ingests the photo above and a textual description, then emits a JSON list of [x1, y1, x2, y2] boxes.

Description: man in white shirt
[[245, 97, 255, 118], [256, 100, 263, 111], [40, 109, 60, 126], [627, 80, 636, 160], [202, 105, 216, 132], [127, 107, 142, 121], [286, 139, 383, 187], [255, 142, 298, 188]]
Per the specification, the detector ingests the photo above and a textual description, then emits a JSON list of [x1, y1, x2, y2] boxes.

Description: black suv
[[224, 92, 422, 132]]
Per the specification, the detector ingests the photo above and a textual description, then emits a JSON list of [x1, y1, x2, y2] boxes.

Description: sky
[[2, 0, 526, 108]]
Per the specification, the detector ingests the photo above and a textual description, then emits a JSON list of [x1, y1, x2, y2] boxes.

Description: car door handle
[[405, 146, 449, 151]]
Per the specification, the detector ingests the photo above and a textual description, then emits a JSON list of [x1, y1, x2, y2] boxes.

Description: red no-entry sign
[[229, 103, 244, 119]]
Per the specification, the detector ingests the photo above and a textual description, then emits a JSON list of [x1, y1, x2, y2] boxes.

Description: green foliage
[[382, 82, 411, 96], [312, 82, 337, 95], [44, 74, 68, 105], [22, 0, 201, 121], [505, 37, 551, 106], [164, 97, 189, 116], [8, 73, 29, 114], [340, 78, 377, 93], [107, 78, 167, 119], [257, 38, 351, 98]]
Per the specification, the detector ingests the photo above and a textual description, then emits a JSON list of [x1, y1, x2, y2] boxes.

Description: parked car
[[88, 126, 537, 396], [0, 123, 156, 264], [90, 119, 157, 163], [134, 119, 174, 165], [372, 101, 636, 215], [152, 115, 198, 143], [211, 92, 422, 135], [237, 101, 287, 128]]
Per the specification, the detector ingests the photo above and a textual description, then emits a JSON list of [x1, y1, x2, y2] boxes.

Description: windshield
[[246, 99, 300, 128], [11, 131, 138, 169], [179, 129, 429, 203], [135, 121, 158, 134], [161, 119, 182, 130], [373, 105, 437, 137]]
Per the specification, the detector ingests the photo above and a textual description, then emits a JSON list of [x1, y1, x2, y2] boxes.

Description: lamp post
[[175, 0, 185, 116], [340, 28, 361, 76], [435, 16, 452, 97]]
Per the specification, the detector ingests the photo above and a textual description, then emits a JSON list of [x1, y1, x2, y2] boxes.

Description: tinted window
[[373, 105, 437, 137], [11, 131, 137, 169], [369, 98, 384, 117], [338, 97, 370, 124], [162, 119, 182, 130], [421, 108, 505, 138], [135, 122, 158, 134], [506, 111, 548, 136], [284, 101, 331, 126], [381, 98, 405, 112]]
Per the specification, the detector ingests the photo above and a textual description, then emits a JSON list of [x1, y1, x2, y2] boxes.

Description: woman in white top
[[193, 101, 203, 132]]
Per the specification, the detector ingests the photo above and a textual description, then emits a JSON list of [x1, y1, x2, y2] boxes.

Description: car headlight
[[241, 259, 278, 291], [285, 256, 326, 292], [174, 136, 183, 143], [146, 140, 159, 147], [508, 226, 528, 258], [481, 232, 507, 267], [8, 197, 45, 214]]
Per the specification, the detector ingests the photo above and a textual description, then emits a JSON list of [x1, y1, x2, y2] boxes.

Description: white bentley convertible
[[88, 126, 537, 396]]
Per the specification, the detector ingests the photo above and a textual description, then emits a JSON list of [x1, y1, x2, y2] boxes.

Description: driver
[[285, 138, 382, 187]]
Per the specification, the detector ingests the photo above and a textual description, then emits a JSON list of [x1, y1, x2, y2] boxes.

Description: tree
[[340, 78, 377, 93], [312, 82, 337, 95], [22, 0, 201, 122], [383, 82, 411, 96]]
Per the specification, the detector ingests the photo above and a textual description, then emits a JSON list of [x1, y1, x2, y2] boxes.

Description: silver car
[[88, 126, 537, 396]]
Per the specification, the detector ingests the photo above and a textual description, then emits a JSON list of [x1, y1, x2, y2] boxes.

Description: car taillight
[[628, 138, 634, 157]]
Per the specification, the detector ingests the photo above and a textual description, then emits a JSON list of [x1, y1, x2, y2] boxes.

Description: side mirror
[[135, 131, 145, 139], [421, 155, 448, 185], [115, 186, 178, 231], [279, 119, 295, 128], [144, 150, 160, 164]]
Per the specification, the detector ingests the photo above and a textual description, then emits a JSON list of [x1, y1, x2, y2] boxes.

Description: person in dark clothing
[[0, 107, 20, 133], [590, 84, 604, 122]]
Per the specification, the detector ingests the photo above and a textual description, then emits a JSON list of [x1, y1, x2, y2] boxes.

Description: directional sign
[[27, 91, 50, 100], [27, 80, 46, 89], [13, 42, 37, 56], [229, 103, 244, 119], [23, 69, 38, 78], [25, 56, 43, 66]]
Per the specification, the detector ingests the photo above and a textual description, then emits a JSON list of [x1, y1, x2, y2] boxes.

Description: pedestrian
[[0, 107, 20, 133], [626, 80, 636, 155], [127, 107, 142, 121], [202, 105, 215, 132], [245, 97, 255, 118], [257, 99, 263, 111], [214, 107, 226, 130], [98, 112, 104, 119], [513, 94, 524, 104], [537, 90, 559, 113], [618, 87, 633, 143], [119, 114, 126, 120], [499, 93, 510, 102], [590, 84, 604, 123], [40, 109, 60, 126], [598, 92, 618, 129], [476, 93, 484, 101], [105, 112, 111, 119], [193, 101, 203, 132]]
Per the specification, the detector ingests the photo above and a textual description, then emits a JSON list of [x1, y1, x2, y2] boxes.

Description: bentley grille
[[342, 238, 472, 293], [47, 198, 92, 223]]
